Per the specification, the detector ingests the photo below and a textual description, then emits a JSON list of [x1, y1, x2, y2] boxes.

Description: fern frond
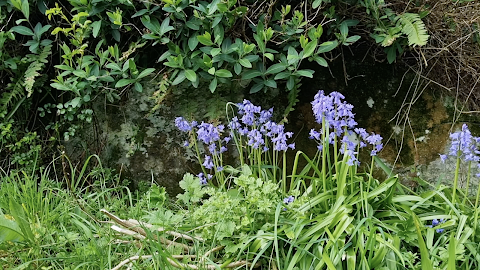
[[397, 13, 429, 46], [0, 80, 23, 110], [24, 44, 52, 97]]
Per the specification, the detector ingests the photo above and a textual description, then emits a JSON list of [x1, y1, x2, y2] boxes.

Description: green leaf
[[274, 71, 290, 80], [287, 77, 295, 90], [398, 13, 429, 46], [448, 233, 456, 270], [197, 32, 214, 46], [302, 40, 317, 58], [234, 63, 242, 75], [134, 82, 143, 92], [9, 199, 34, 243], [314, 56, 328, 67], [242, 70, 262, 80], [313, 0, 323, 9], [413, 214, 433, 270], [266, 63, 286, 75], [0, 215, 24, 243], [295, 69, 314, 78], [209, 77, 217, 93], [10, 26, 34, 36], [21, 0, 29, 20], [50, 82, 70, 91], [160, 17, 174, 35], [91, 21, 101, 38], [172, 71, 186, 85], [188, 35, 198, 51], [106, 63, 122, 71], [184, 69, 197, 82], [70, 97, 82, 108], [317, 41, 338, 53], [138, 68, 155, 79], [115, 79, 135, 88], [239, 58, 252, 68], [215, 69, 233, 78], [250, 83, 264, 93], [264, 79, 277, 88]]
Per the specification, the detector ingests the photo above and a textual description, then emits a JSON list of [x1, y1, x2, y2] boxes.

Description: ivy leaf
[[215, 69, 232, 78], [184, 69, 197, 82]]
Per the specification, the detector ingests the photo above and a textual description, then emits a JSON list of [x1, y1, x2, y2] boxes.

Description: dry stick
[[110, 225, 145, 240], [127, 219, 204, 242], [111, 252, 260, 270], [100, 209, 191, 252], [111, 254, 196, 270], [199, 246, 225, 264]]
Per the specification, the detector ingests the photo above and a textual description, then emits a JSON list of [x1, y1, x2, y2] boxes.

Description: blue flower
[[202, 155, 214, 169], [197, 122, 224, 145], [175, 117, 197, 132], [427, 218, 446, 233], [197, 173, 208, 185], [283, 196, 295, 204], [453, 124, 480, 161], [309, 91, 384, 160]]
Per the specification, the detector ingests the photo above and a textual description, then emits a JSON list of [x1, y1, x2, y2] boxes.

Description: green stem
[[463, 161, 472, 206], [452, 155, 461, 208]]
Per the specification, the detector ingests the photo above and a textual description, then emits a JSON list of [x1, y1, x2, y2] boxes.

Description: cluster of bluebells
[[230, 100, 295, 152], [309, 90, 384, 165], [439, 124, 480, 176], [427, 218, 446, 233], [175, 100, 296, 184]]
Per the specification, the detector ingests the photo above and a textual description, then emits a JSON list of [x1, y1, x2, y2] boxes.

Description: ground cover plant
[[4, 90, 480, 269]]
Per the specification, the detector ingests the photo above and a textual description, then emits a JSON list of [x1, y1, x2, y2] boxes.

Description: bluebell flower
[[202, 155, 214, 169], [283, 196, 295, 204], [309, 91, 384, 162], [175, 117, 197, 132], [197, 173, 208, 185], [238, 100, 261, 126], [447, 124, 480, 162], [247, 129, 265, 149], [427, 218, 446, 233], [183, 141, 189, 147], [217, 166, 223, 172], [197, 122, 224, 145]]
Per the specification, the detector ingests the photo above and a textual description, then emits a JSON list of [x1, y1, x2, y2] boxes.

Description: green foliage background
[[0, 0, 431, 171]]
